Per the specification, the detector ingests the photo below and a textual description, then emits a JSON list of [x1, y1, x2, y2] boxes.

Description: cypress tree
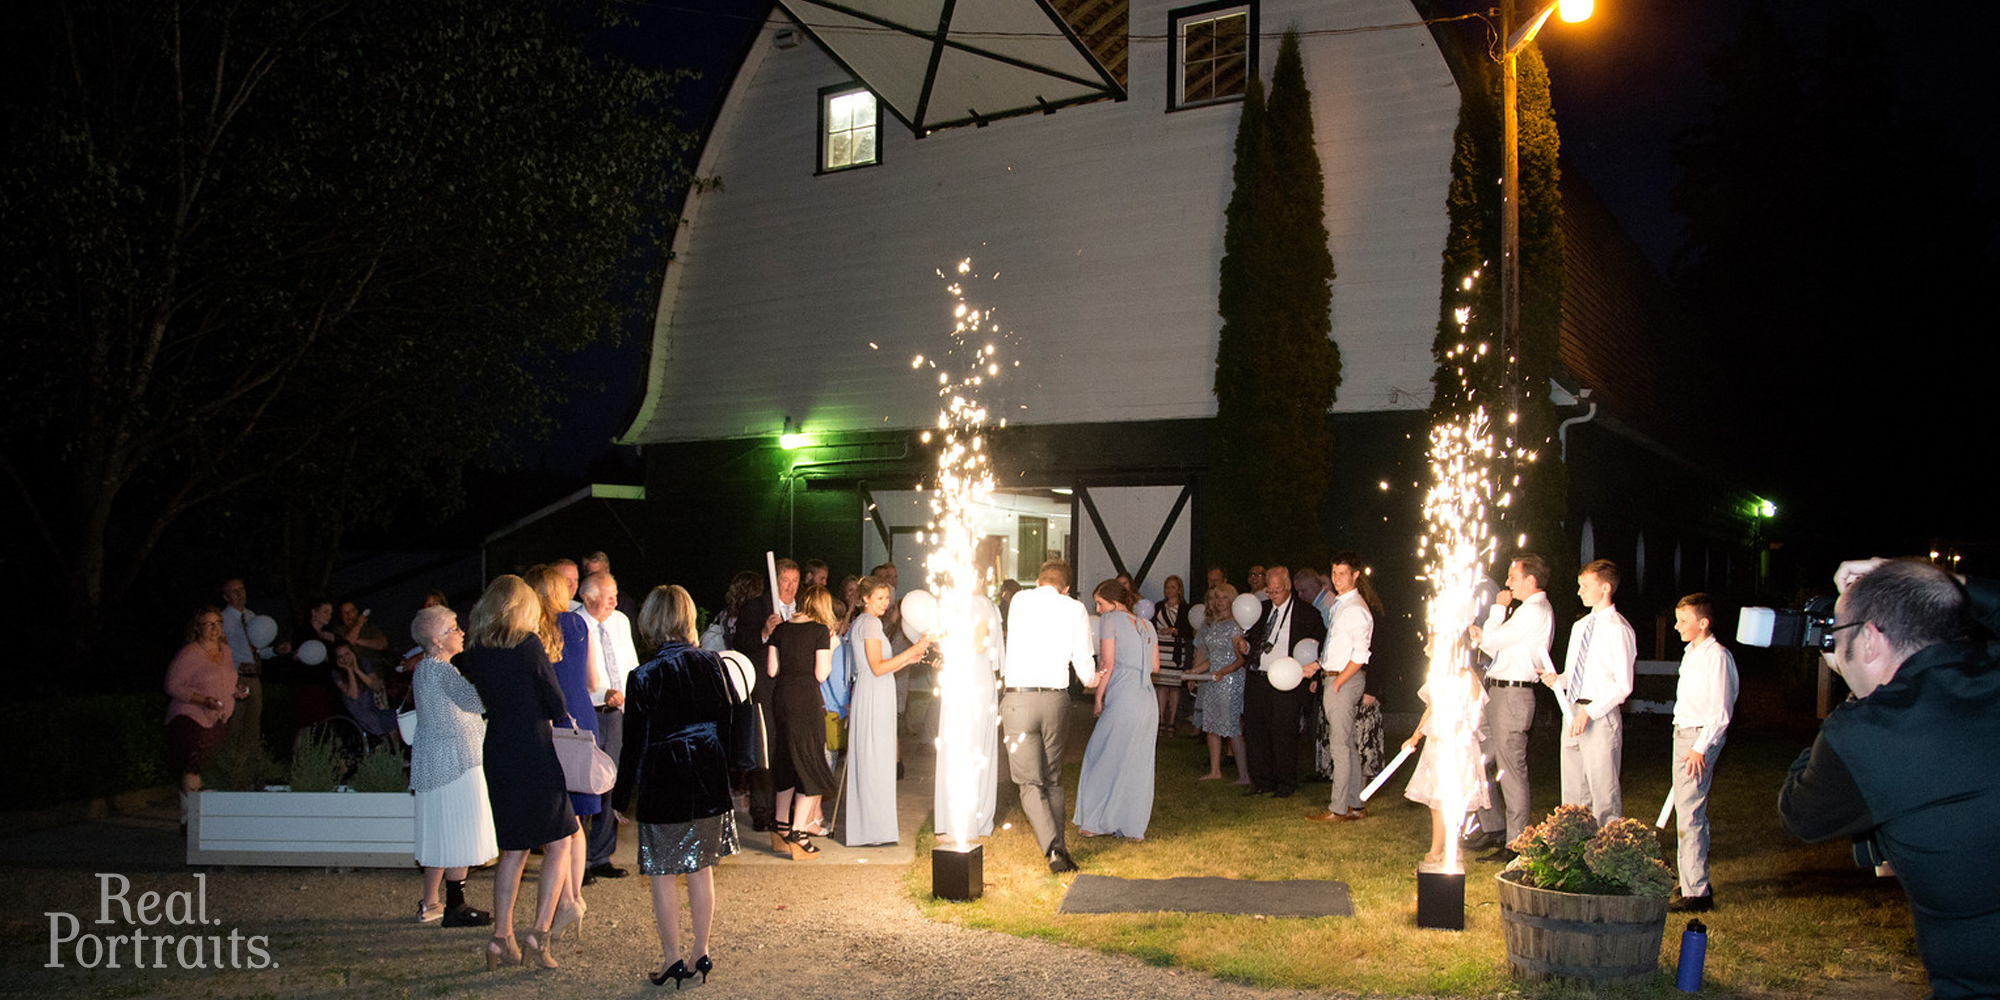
[[1209, 30, 1340, 575], [1430, 45, 1566, 568]]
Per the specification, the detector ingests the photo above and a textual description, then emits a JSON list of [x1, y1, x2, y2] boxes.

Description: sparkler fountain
[[1411, 273, 1510, 928], [919, 260, 1006, 900]]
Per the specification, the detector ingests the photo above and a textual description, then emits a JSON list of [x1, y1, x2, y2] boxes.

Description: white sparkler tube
[[765, 551, 786, 622], [1656, 792, 1674, 829], [1360, 744, 1416, 802]]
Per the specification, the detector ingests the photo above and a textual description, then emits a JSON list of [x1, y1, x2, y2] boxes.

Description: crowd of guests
[[159, 546, 1788, 984]]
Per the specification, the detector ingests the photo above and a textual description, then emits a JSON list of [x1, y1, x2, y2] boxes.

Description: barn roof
[[774, 0, 1127, 133]]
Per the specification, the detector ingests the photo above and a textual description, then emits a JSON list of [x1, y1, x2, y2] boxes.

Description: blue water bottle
[[1675, 917, 1708, 991]]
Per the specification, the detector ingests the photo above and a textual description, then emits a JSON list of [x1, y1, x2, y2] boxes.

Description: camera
[[1737, 596, 1838, 650]]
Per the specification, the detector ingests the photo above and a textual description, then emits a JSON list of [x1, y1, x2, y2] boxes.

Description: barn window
[[820, 85, 880, 172], [1170, 2, 1254, 110]]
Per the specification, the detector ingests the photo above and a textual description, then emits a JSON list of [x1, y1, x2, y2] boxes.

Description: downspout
[[1558, 400, 1597, 462]]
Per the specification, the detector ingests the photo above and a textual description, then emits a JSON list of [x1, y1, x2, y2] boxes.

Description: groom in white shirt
[[1469, 553, 1555, 861]]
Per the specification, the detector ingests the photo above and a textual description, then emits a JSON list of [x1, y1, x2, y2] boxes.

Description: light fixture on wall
[[780, 416, 810, 450]]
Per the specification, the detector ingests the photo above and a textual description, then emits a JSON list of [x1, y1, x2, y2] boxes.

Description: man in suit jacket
[[1233, 565, 1328, 798]]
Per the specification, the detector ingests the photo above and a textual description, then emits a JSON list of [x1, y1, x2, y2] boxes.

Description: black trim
[[815, 82, 882, 174], [1075, 487, 1128, 580], [1130, 484, 1194, 588], [778, 0, 1123, 136], [1165, 0, 1257, 113], [913, 0, 957, 131]]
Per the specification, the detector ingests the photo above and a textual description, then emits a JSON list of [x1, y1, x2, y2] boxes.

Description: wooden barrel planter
[[1495, 872, 1667, 986]]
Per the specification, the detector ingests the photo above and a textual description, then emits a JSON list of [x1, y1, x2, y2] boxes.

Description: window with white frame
[[820, 85, 879, 172], [1170, 2, 1252, 110]]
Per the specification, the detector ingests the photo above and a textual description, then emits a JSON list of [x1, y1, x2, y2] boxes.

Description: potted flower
[[1495, 804, 1673, 986]]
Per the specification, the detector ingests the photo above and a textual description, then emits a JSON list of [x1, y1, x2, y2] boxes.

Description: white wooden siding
[[624, 0, 1459, 445]]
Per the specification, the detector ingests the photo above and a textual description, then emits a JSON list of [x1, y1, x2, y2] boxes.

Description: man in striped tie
[[1539, 559, 1635, 829], [581, 570, 639, 881]]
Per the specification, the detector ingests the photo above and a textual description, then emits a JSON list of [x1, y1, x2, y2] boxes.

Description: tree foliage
[[1430, 44, 1566, 568], [1209, 30, 1340, 574], [0, 0, 695, 661]]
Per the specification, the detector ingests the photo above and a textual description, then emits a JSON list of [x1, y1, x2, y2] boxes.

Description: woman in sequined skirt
[[613, 584, 738, 987]]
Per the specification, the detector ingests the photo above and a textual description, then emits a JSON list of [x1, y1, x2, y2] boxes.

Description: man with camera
[[1779, 558, 2000, 999]]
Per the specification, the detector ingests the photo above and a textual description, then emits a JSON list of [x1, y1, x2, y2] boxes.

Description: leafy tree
[[1209, 30, 1340, 574], [1430, 44, 1566, 567], [0, 0, 696, 664]]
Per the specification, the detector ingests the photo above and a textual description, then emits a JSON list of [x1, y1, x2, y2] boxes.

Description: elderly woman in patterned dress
[[1190, 583, 1249, 784], [409, 604, 497, 928]]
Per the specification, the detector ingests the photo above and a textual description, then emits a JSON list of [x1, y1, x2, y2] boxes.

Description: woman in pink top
[[165, 606, 247, 821]]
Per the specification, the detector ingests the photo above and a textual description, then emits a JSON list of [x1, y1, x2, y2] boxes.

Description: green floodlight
[[1755, 499, 1777, 517], [779, 415, 810, 450]]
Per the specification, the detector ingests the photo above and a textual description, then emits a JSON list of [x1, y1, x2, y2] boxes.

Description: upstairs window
[[820, 85, 879, 172], [1170, 2, 1253, 110]]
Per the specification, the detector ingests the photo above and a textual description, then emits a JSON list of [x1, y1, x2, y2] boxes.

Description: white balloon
[[295, 639, 327, 666], [1292, 638, 1320, 667], [900, 589, 938, 644], [1134, 598, 1156, 621], [1266, 656, 1304, 691], [717, 650, 756, 704], [1188, 605, 1205, 629], [1231, 593, 1263, 630], [247, 614, 278, 648]]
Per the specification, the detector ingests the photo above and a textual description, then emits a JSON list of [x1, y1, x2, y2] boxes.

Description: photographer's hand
[[1834, 558, 1889, 595]]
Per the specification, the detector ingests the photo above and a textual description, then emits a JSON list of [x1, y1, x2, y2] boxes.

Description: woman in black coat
[[613, 584, 738, 987]]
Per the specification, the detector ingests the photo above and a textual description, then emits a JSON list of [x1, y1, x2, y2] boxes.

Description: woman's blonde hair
[[522, 565, 569, 662], [1204, 582, 1238, 622], [793, 584, 835, 628], [638, 584, 698, 647], [468, 575, 540, 651]]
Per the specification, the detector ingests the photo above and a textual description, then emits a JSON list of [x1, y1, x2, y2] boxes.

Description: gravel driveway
[[2, 737, 1374, 1000]]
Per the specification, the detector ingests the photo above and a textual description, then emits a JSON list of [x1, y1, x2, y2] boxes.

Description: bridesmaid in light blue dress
[[1074, 579, 1159, 840], [841, 576, 932, 846]]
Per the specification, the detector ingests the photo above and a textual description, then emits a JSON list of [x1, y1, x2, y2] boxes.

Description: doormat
[[1057, 874, 1352, 917]]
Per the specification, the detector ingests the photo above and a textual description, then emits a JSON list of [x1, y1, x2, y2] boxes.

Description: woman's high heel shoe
[[485, 934, 521, 971], [650, 959, 697, 988], [787, 829, 821, 858], [552, 897, 585, 941], [694, 954, 714, 982], [521, 928, 558, 969]]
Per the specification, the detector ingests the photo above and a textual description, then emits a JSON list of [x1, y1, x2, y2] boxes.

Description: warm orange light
[[1558, 0, 1593, 23]]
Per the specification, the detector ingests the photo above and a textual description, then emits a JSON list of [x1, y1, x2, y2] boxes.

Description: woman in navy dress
[[528, 566, 599, 917], [463, 574, 582, 970]]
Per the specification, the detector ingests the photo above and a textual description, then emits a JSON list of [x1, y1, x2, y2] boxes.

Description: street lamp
[[1497, 0, 1590, 472]]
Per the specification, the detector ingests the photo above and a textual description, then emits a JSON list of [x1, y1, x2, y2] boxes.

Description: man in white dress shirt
[[1233, 566, 1328, 799], [1468, 553, 1555, 860], [1667, 591, 1737, 912], [1001, 560, 1097, 873], [581, 571, 637, 881], [1307, 553, 1374, 823], [1539, 559, 1635, 829], [219, 578, 289, 753]]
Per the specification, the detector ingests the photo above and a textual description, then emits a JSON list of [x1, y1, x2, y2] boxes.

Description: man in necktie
[[729, 557, 800, 832], [1539, 559, 1635, 829], [580, 571, 637, 880]]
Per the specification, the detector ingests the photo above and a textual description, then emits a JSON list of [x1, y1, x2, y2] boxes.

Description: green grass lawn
[[905, 710, 1930, 998]]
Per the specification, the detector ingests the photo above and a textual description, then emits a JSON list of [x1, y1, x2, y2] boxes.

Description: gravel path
[[2, 735, 1372, 1000]]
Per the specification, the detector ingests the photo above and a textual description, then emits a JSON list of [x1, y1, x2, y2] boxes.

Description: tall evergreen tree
[[1209, 30, 1340, 574], [1430, 45, 1566, 568]]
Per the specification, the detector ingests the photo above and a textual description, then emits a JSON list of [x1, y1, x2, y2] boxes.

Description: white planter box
[[189, 790, 414, 867]]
